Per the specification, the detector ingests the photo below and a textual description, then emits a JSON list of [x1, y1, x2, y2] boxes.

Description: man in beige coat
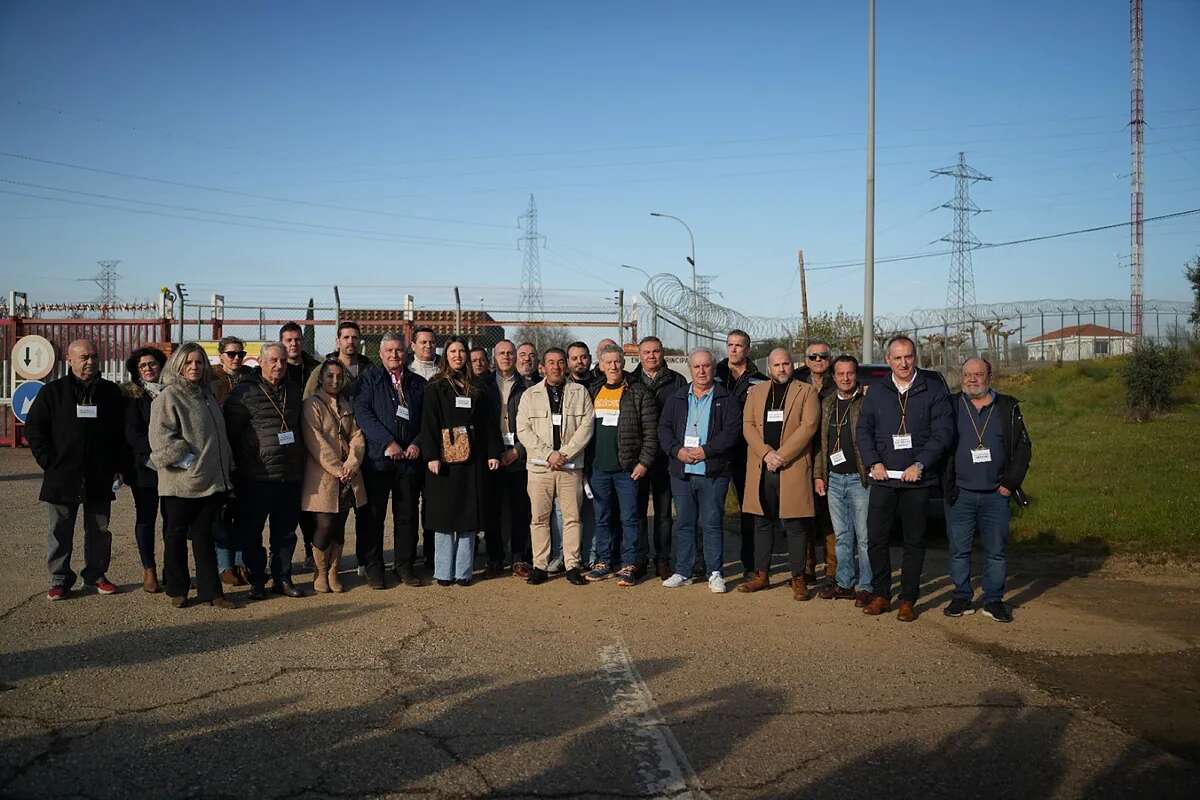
[[739, 348, 820, 599], [516, 347, 594, 586]]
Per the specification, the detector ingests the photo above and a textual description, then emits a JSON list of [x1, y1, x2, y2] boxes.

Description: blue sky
[[1, 0, 1197, 329]]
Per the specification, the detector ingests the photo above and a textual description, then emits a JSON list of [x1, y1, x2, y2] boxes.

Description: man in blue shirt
[[658, 348, 743, 593], [943, 357, 1032, 623]]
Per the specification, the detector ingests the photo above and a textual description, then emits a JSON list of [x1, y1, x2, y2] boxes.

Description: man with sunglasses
[[796, 341, 839, 584]]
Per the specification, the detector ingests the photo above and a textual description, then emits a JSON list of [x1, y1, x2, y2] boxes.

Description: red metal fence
[[1, 316, 172, 447]]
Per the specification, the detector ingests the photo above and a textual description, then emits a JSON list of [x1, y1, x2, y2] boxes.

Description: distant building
[[1025, 324, 1135, 361]]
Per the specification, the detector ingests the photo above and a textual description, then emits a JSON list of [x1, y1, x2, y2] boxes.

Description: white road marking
[[597, 639, 711, 800]]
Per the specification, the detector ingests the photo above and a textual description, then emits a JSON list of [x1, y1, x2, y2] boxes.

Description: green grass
[[996, 356, 1200, 557]]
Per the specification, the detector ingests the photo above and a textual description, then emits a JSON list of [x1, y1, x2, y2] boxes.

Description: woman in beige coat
[[301, 360, 367, 592]]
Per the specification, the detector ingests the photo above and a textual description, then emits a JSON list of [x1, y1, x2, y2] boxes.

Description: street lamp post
[[650, 212, 697, 350]]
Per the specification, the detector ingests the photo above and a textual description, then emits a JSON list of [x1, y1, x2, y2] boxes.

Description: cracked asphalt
[[1, 447, 1197, 799]]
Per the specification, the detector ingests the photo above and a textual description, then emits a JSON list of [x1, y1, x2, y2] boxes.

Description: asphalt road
[[1, 447, 1196, 799]]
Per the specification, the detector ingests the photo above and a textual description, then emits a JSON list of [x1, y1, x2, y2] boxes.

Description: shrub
[[1124, 341, 1184, 421]]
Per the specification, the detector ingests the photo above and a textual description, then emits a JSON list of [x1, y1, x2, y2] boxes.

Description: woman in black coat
[[123, 346, 168, 593], [417, 337, 501, 586]]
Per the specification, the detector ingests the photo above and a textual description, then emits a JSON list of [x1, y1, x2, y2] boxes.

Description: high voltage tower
[[89, 259, 122, 306], [517, 194, 545, 320], [1129, 0, 1145, 337], [932, 152, 991, 323]]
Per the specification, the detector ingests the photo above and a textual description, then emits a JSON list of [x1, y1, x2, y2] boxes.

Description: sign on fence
[[11, 380, 43, 425]]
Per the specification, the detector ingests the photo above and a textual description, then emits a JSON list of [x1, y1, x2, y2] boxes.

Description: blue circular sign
[[12, 381, 45, 425]]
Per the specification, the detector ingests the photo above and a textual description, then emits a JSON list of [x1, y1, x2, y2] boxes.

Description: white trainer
[[662, 573, 691, 588], [708, 572, 727, 593]]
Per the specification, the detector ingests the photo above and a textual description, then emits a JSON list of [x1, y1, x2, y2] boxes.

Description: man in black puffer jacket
[[629, 336, 687, 578], [585, 344, 658, 586], [224, 342, 306, 599]]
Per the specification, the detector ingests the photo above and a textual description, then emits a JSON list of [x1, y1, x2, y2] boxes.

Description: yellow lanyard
[[258, 382, 289, 432], [961, 394, 995, 448]]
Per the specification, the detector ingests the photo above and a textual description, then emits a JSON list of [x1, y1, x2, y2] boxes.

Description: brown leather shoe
[[819, 584, 856, 600], [235, 566, 252, 586], [854, 590, 873, 607], [862, 595, 890, 615], [143, 568, 161, 594], [897, 600, 916, 622], [791, 575, 810, 601], [512, 562, 531, 579], [220, 568, 238, 586], [737, 570, 770, 593]]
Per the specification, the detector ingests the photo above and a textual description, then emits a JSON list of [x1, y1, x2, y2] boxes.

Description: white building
[[1025, 324, 1135, 361]]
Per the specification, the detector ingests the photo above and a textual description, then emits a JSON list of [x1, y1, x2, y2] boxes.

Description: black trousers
[[162, 494, 224, 602], [867, 484, 931, 603], [364, 467, 420, 579], [485, 468, 531, 565], [731, 456, 755, 572], [637, 463, 673, 563], [753, 469, 812, 574], [313, 494, 355, 551], [131, 485, 165, 569]]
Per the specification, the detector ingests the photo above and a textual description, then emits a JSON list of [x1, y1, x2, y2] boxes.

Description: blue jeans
[[434, 531, 476, 582], [671, 475, 730, 578], [946, 489, 1011, 603], [215, 512, 245, 572], [826, 473, 871, 592], [590, 468, 640, 568]]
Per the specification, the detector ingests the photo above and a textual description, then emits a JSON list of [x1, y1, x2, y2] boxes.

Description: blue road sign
[[12, 380, 45, 425]]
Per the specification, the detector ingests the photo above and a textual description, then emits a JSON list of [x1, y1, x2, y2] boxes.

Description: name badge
[[76, 404, 98, 419], [971, 447, 993, 463], [455, 396, 472, 409], [829, 450, 847, 466], [892, 434, 913, 450], [766, 409, 784, 423], [684, 435, 701, 448], [395, 405, 410, 420], [278, 431, 296, 446], [602, 412, 619, 427], [502, 432, 516, 446], [552, 413, 563, 427]]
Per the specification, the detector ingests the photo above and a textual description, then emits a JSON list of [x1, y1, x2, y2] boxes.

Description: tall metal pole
[[651, 212, 696, 351], [1130, 0, 1145, 337], [862, 0, 876, 363], [798, 249, 810, 341]]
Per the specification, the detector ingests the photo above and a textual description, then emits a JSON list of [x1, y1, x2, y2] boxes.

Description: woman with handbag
[[417, 337, 502, 586], [301, 359, 367, 593]]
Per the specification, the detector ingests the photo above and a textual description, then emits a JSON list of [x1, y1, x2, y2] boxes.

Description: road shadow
[[0, 602, 386, 684]]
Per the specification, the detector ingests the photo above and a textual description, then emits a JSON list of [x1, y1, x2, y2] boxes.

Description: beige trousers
[[527, 469, 584, 570]]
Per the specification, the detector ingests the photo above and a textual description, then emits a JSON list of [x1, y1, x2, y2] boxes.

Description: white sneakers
[[662, 572, 727, 593]]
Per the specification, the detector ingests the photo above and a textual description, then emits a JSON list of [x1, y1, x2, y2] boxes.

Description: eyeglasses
[[807, 353, 831, 361], [137, 361, 159, 371], [222, 351, 246, 359]]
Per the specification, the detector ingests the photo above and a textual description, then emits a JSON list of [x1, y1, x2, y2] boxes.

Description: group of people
[[23, 322, 1031, 622]]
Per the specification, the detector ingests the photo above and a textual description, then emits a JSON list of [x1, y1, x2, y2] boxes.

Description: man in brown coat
[[739, 348, 821, 599]]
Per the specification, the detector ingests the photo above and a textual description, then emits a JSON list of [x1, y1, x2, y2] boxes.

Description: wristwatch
[[914, 462, 924, 475]]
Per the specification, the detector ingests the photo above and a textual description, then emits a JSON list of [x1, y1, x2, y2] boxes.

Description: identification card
[[766, 409, 784, 423], [684, 435, 701, 448], [602, 412, 619, 427], [278, 431, 296, 446], [76, 404, 98, 419], [885, 469, 905, 480], [829, 450, 847, 466], [395, 405, 410, 420], [455, 396, 472, 409], [502, 432, 516, 446], [892, 434, 913, 450], [971, 447, 993, 463], [552, 413, 563, 427]]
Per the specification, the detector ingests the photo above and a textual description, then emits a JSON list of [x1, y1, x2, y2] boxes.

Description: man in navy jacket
[[856, 335, 953, 621], [354, 333, 426, 588], [658, 348, 743, 593]]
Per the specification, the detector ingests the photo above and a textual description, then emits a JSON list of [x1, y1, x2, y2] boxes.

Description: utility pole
[[933, 152, 991, 330], [518, 195, 546, 321], [798, 249, 810, 341], [1130, 0, 1145, 337], [453, 286, 462, 336], [862, 0, 876, 363], [617, 289, 625, 347]]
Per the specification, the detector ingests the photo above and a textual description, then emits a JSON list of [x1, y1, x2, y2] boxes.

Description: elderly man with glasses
[[795, 341, 839, 584]]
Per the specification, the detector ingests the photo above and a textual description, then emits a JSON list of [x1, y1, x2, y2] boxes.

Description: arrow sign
[[11, 381, 45, 425], [23, 347, 31, 366]]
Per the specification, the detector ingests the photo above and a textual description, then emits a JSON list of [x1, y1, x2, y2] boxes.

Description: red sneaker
[[92, 577, 120, 595], [47, 586, 68, 601]]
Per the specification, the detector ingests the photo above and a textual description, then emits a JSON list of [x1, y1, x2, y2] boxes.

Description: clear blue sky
[[1, 0, 1197, 325]]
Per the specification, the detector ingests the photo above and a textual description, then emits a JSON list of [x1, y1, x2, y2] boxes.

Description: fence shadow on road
[[811, 689, 1196, 798], [0, 602, 386, 684]]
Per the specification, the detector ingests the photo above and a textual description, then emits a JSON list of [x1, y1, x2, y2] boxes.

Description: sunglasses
[[807, 353, 831, 361], [223, 351, 247, 359]]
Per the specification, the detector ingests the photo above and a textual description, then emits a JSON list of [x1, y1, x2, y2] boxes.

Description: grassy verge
[[996, 356, 1200, 557]]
